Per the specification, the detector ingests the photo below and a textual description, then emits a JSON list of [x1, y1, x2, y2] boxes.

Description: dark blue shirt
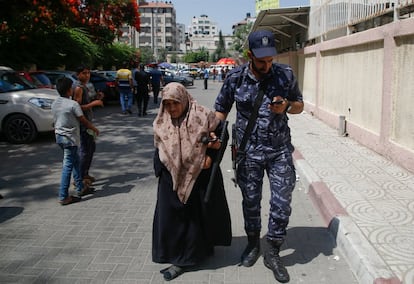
[[150, 68, 163, 85], [214, 63, 303, 159]]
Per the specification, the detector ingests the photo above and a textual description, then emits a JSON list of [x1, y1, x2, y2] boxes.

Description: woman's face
[[163, 99, 185, 119]]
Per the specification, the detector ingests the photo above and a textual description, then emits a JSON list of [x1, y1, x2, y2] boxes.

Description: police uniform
[[215, 62, 303, 242]]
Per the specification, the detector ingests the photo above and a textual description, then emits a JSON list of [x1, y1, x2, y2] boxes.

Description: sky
[[171, 0, 310, 34]]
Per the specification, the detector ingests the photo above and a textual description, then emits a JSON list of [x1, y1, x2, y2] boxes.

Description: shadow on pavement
[[0, 206, 24, 223], [283, 226, 337, 266]]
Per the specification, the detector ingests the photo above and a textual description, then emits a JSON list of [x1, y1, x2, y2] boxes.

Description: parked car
[[0, 66, 14, 73], [0, 71, 57, 144], [94, 70, 117, 80], [42, 70, 77, 87], [89, 72, 119, 102], [19, 71, 53, 88], [180, 68, 201, 79], [43, 70, 107, 101], [161, 70, 194, 87]]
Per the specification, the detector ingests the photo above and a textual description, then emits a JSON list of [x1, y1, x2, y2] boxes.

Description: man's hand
[[92, 100, 104, 108], [269, 96, 288, 114], [96, 91, 104, 100]]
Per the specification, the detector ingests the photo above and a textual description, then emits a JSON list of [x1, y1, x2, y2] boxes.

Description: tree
[[182, 48, 209, 64], [157, 47, 168, 63], [170, 53, 178, 63], [0, 0, 140, 69], [232, 22, 253, 54], [139, 47, 155, 64], [211, 31, 229, 62], [99, 42, 137, 70]]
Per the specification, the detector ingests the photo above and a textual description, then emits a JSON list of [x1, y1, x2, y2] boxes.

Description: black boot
[[240, 232, 261, 267], [263, 239, 290, 283]]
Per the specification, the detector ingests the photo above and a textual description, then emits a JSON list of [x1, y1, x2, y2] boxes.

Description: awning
[[247, 6, 310, 53]]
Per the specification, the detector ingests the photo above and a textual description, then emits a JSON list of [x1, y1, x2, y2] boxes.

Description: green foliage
[[55, 27, 101, 69], [157, 47, 168, 62], [98, 43, 137, 69], [139, 47, 155, 64], [170, 53, 178, 63], [0, 26, 100, 70], [0, 0, 140, 70], [211, 31, 229, 62], [182, 48, 209, 64], [232, 22, 253, 54]]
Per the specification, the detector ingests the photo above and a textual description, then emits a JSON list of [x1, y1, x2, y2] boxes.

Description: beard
[[251, 60, 269, 77]]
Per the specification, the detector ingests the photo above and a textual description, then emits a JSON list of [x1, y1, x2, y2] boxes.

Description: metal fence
[[309, 0, 414, 39]]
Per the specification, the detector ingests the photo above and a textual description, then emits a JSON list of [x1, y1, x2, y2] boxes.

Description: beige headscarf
[[153, 82, 220, 203]]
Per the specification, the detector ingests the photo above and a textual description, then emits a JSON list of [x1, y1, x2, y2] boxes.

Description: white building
[[188, 14, 219, 37], [186, 14, 234, 55]]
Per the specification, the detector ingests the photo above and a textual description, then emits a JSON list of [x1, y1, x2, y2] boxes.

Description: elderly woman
[[152, 82, 232, 281]]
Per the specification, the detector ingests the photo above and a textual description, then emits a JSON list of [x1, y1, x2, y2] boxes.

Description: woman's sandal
[[162, 265, 184, 281]]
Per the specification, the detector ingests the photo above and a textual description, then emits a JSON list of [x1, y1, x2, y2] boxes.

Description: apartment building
[[132, 1, 179, 60], [186, 14, 235, 55], [119, 1, 243, 60]]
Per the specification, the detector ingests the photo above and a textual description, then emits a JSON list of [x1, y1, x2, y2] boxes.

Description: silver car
[[0, 71, 58, 144]]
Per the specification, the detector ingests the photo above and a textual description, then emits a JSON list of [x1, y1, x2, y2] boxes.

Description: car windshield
[[0, 72, 37, 93], [32, 73, 52, 86]]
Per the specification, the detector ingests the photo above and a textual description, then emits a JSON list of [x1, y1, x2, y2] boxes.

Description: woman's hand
[[203, 155, 212, 169], [207, 132, 221, 150]]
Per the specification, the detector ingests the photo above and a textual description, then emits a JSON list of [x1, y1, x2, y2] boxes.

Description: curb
[[292, 149, 401, 284]]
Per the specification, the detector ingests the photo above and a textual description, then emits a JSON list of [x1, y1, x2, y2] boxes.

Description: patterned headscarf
[[153, 82, 219, 203]]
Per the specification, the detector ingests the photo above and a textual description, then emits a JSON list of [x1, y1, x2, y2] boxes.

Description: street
[[0, 79, 357, 283]]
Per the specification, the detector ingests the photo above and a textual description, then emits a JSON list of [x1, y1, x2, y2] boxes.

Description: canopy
[[216, 58, 236, 65], [158, 62, 174, 69]]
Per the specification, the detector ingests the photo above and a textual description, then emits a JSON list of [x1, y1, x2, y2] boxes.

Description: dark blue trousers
[[237, 147, 296, 241], [79, 130, 96, 178]]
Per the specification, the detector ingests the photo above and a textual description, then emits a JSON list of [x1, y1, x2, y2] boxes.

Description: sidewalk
[[289, 111, 414, 284]]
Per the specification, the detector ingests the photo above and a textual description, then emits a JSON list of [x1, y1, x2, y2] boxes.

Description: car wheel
[[3, 114, 37, 144]]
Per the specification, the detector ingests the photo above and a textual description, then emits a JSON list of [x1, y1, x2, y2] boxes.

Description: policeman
[[214, 29, 304, 283]]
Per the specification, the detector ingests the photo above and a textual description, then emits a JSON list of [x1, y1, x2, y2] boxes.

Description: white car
[[0, 71, 58, 144]]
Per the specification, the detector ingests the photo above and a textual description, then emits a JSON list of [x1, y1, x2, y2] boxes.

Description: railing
[[309, 0, 414, 39]]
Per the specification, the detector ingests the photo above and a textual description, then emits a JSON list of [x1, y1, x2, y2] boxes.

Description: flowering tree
[[0, 0, 140, 68], [1, 0, 140, 42]]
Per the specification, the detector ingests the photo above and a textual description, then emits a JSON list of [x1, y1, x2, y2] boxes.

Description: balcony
[[309, 0, 414, 39]]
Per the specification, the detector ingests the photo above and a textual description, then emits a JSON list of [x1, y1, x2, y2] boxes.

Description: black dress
[[152, 148, 232, 266]]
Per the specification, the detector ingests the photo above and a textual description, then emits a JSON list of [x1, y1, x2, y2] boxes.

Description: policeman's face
[[249, 51, 273, 77]]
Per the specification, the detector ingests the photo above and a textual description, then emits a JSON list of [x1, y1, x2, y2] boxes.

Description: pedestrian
[[115, 61, 134, 114], [218, 67, 223, 82], [152, 82, 232, 281], [149, 65, 164, 104], [203, 66, 209, 89], [135, 64, 151, 116], [73, 65, 104, 192], [131, 61, 139, 105], [212, 67, 217, 81], [221, 67, 226, 81], [214, 29, 304, 283], [52, 77, 99, 205], [224, 66, 230, 79]]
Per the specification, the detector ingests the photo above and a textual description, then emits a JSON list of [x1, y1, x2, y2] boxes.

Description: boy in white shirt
[[52, 77, 99, 205]]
